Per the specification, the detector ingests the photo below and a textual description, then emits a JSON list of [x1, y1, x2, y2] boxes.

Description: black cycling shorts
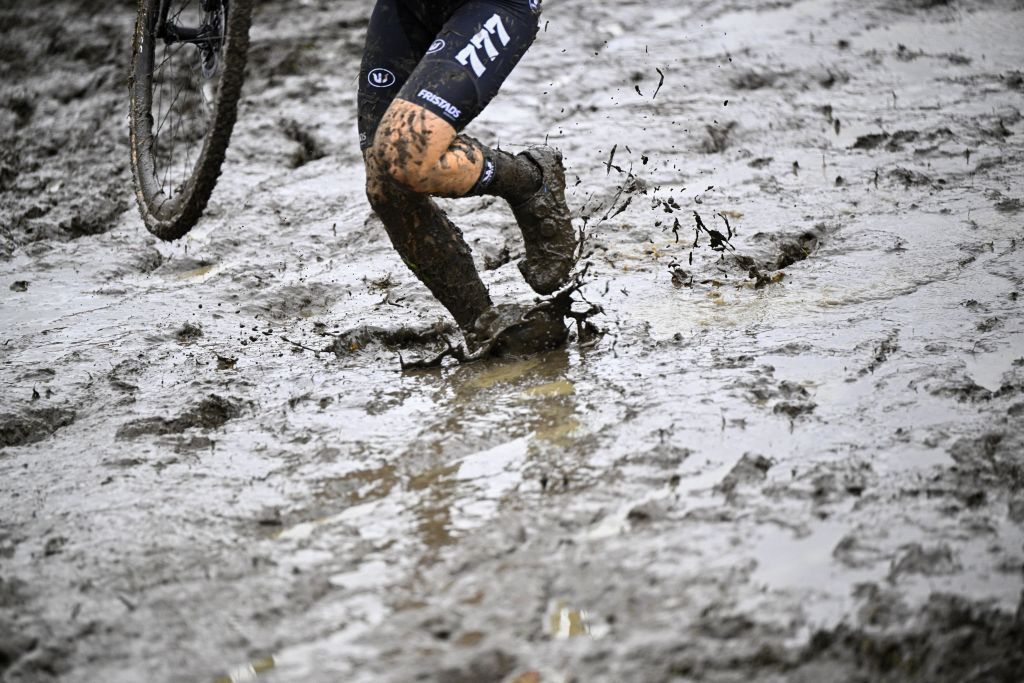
[[357, 0, 542, 150]]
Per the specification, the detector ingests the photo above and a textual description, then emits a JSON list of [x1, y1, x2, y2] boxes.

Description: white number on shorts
[[455, 14, 512, 77]]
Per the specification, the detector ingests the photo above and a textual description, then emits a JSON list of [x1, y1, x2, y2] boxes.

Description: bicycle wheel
[[129, 0, 254, 240]]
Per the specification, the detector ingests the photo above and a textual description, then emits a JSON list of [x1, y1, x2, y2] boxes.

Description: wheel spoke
[[131, 0, 239, 235], [147, 0, 226, 197]]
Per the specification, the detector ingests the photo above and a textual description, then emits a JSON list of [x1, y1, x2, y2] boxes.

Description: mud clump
[[0, 617, 46, 681], [626, 499, 670, 524], [327, 320, 456, 355], [889, 167, 935, 187], [861, 331, 900, 375], [993, 196, 1022, 214], [281, 118, 328, 169], [116, 395, 243, 440], [732, 225, 826, 278], [699, 121, 738, 153], [921, 368, 993, 402], [773, 232, 821, 269], [891, 0, 951, 9], [248, 283, 337, 320], [730, 69, 781, 90], [0, 407, 76, 448], [732, 368, 816, 419], [0, 633, 72, 682], [948, 430, 1024, 489], [794, 593, 1024, 682], [0, 577, 29, 608], [436, 648, 517, 683], [108, 358, 144, 393], [175, 322, 203, 344], [851, 128, 953, 152], [773, 381, 816, 418], [717, 453, 773, 496], [889, 543, 960, 579]]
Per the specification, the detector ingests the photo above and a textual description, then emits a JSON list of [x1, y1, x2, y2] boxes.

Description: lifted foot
[[512, 146, 579, 295]]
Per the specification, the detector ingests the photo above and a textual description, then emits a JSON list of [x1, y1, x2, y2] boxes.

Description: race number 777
[[455, 14, 511, 77]]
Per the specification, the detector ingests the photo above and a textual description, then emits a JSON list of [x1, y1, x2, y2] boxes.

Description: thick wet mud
[[2, 0, 1023, 681]]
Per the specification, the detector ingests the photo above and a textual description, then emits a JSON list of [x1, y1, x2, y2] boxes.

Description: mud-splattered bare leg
[[364, 148, 491, 330], [373, 99, 484, 196], [373, 100, 541, 201]]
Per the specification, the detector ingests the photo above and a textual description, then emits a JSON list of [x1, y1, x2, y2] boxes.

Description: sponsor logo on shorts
[[367, 68, 396, 88], [427, 39, 446, 54], [417, 89, 461, 121]]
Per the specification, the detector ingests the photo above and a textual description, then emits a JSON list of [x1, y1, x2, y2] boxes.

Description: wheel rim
[[133, 0, 229, 222]]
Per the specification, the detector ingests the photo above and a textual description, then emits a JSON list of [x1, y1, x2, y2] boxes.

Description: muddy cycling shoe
[[511, 147, 578, 295], [466, 303, 568, 357]]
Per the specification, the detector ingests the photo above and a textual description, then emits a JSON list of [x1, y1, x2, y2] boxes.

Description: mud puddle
[[2, 0, 1023, 681]]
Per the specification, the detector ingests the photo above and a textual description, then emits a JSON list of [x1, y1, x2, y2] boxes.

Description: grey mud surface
[[2, 0, 1024, 681]]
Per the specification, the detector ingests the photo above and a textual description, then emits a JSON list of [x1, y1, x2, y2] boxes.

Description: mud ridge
[[793, 592, 1024, 682], [731, 224, 830, 281], [326, 321, 457, 356], [115, 395, 244, 440], [0, 407, 76, 449], [281, 118, 328, 169]]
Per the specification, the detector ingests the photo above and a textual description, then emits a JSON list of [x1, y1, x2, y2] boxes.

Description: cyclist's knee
[[369, 100, 455, 193], [367, 138, 430, 193]]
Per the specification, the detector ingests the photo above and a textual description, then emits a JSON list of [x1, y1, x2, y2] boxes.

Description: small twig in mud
[[653, 68, 665, 99], [116, 593, 137, 612], [281, 336, 321, 355]]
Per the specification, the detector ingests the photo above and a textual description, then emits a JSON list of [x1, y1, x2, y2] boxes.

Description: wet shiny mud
[[2, 0, 1023, 681]]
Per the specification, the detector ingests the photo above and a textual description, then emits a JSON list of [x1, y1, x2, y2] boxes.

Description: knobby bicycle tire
[[129, 0, 254, 241]]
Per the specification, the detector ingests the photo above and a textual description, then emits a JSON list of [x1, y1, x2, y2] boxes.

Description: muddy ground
[[2, 0, 1024, 681]]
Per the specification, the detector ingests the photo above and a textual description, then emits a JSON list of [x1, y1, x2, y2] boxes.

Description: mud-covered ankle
[[466, 148, 541, 203]]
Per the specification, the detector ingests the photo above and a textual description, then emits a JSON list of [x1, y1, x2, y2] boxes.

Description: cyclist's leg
[[370, 0, 543, 199], [359, 0, 492, 330], [371, 0, 576, 295], [358, 0, 433, 153]]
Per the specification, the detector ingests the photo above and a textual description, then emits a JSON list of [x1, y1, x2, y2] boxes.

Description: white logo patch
[[428, 39, 446, 54], [367, 68, 396, 88], [417, 89, 461, 121], [455, 14, 512, 77], [480, 159, 495, 186]]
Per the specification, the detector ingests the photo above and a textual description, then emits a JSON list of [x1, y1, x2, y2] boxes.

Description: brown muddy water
[[2, 0, 1024, 681]]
